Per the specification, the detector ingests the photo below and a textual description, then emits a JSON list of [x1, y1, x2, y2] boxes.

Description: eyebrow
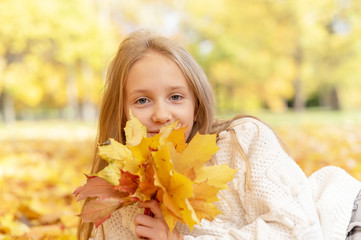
[[128, 86, 189, 96]]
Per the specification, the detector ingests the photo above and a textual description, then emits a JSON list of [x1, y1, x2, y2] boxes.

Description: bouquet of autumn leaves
[[73, 114, 237, 232]]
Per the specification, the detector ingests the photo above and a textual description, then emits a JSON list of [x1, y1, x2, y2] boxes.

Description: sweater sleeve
[[92, 205, 143, 240], [308, 166, 361, 239], [176, 118, 324, 240]]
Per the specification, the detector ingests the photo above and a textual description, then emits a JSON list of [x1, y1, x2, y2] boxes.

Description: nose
[[151, 102, 172, 124]]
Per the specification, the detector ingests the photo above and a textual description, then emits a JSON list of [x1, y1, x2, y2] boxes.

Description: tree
[[181, 0, 361, 112], [0, 0, 116, 122]]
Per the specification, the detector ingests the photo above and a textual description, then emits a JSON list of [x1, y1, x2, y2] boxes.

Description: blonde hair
[[77, 30, 289, 239], [211, 114, 291, 191], [77, 30, 215, 239], [78, 30, 289, 240]]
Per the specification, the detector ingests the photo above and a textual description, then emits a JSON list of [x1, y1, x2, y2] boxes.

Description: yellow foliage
[[91, 115, 235, 231], [0, 121, 93, 239], [1, 118, 361, 238], [275, 123, 361, 179]]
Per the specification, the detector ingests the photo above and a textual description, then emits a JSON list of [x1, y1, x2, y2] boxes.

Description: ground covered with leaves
[[1, 116, 360, 239], [0, 122, 95, 239]]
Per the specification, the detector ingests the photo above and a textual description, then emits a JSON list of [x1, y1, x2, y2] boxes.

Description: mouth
[[147, 130, 160, 137]]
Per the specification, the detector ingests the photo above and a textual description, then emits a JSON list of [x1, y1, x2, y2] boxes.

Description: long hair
[[77, 30, 215, 239], [77, 30, 290, 240]]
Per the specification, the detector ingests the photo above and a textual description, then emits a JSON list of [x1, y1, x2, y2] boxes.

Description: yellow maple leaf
[[138, 162, 158, 201], [152, 142, 199, 230], [165, 126, 187, 152], [192, 180, 220, 203], [124, 111, 147, 146], [183, 198, 201, 228], [129, 136, 160, 165], [159, 121, 179, 144], [195, 164, 237, 189], [188, 199, 221, 222], [98, 139, 133, 163], [90, 115, 237, 232], [173, 133, 220, 174], [98, 139, 139, 173], [160, 203, 179, 232], [189, 181, 222, 221], [95, 161, 123, 186]]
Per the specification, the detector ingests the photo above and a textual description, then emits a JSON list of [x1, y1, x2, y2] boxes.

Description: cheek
[[124, 103, 140, 120], [124, 102, 131, 120], [129, 108, 150, 126]]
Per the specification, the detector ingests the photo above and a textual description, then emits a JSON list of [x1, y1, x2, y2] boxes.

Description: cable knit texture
[[92, 118, 361, 240]]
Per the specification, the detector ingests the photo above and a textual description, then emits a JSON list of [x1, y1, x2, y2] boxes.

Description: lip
[[147, 130, 160, 137]]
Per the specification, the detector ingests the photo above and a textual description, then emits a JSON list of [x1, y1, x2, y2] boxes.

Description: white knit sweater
[[93, 118, 361, 240]]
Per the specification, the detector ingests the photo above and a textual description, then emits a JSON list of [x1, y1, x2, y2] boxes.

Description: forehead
[[125, 51, 190, 90], [134, 50, 175, 68]]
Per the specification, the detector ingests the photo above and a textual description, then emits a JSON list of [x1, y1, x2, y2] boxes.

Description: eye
[[170, 94, 182, 101], [136, 98, 148, 104]]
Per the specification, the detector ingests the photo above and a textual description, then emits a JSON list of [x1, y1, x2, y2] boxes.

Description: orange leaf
[[80, 198, 137, 228], [165, 126, 187, 152], [138, 162, 158, 201], [114, 170, 139, 195], [73, 175, 127, 201]]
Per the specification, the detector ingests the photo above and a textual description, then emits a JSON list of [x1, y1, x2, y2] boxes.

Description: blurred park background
[[1, 0, 361, 238]]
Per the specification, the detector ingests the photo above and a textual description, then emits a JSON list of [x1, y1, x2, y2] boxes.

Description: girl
[[78, 30, 361, 240]]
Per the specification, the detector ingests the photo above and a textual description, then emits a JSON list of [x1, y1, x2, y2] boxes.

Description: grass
[[1, 109, 360, 133], [217, 109, 361, 127]]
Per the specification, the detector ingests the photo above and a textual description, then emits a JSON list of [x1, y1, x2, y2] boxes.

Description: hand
[[135, 200, 182, 240]]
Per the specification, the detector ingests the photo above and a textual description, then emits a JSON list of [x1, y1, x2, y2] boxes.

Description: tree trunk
[[293, 45, 305, 111], [0, 90, 16, 124], [293, 76, 305, 111], [65, 65, 80, 120], [329, 87, 341, 110], [80, 62, 97, 122], [226, 83, 234, 112]]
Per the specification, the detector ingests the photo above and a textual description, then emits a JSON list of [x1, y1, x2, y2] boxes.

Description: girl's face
[[124, 51, 196, 139]]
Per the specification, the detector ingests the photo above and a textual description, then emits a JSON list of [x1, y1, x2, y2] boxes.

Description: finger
[[137, 200, 155, 208], [135, 220, 168, 240], [134, 213, 155, 227], [134, 224, 152, 239], [138, 200, 163, 218]]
